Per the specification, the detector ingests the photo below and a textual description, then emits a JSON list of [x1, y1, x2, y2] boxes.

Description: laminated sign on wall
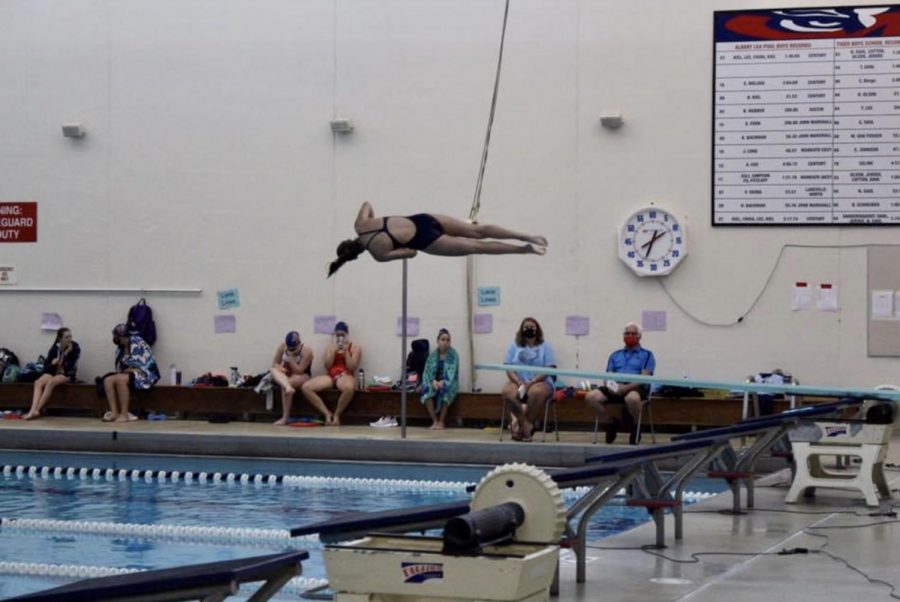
[[0, 202, 37, 242]]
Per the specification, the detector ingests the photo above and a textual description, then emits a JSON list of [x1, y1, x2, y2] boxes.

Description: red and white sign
[[0, 202, 37, 242]]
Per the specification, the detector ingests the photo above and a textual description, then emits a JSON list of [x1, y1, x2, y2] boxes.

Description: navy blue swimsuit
[[360, 214, 444, 251]]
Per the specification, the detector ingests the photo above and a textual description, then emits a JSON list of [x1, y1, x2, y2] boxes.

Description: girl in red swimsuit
[[301, 321, 362, 426]]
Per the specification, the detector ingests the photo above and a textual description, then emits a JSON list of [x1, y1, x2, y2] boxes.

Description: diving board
[[4, 551, 308, 602], [474, 363, 900, 402]]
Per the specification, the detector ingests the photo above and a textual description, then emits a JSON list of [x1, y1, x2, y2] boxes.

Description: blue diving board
[[474, 363, 900, 402], [4, 551, 309, 602], [673, 398, 861, 442], [290, 500, 471, 543]]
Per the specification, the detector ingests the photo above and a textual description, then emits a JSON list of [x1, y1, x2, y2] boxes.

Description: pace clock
[[618, 207, 687, 277]]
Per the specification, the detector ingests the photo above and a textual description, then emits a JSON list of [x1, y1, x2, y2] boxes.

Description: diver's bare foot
[[528, 235, 548, 246], [435, 421, 445, 430], [23, 412, 39, 420], [273, 418, 288, 426], [524, 244, 546, 256], [329, 415, 340, 426]]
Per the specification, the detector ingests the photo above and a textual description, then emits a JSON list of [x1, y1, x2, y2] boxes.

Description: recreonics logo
[[825, 425, 849, 437], [401, 562, 444, 583]]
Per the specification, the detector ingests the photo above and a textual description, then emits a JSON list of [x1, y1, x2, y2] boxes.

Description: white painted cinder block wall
[[0, 0, 896, 393]]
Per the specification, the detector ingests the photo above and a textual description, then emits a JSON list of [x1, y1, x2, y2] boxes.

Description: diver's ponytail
[[328, 238, 365, 277]]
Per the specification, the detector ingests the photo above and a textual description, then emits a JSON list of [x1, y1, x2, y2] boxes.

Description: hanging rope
[[467, 0, 511, 391], [468, 0, 511, 222]]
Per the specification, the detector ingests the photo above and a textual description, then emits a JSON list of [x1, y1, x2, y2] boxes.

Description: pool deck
[[1, 417, 898, 601]]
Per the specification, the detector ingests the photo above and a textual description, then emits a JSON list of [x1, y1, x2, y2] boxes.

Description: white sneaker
[[369, 416, 389, 427], [386, 417, 398, 427]]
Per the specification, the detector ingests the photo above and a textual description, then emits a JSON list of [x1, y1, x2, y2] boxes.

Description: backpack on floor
[[126, 298, 157, 346]]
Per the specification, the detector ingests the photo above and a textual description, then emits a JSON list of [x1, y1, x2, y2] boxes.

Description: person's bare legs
[[274, 373, 310, 425], [114, 376, 132, 422], [501, 382, 526, 438], [301, 375, 335, 424], [26, 374, 53, 419], [103, 374, 130, 421], [436, 403, 449, 429], [331, 375, 355, 426], [270, 367, 296, 396], [425, 236, 545, 257], [522, 382, 553, 441], [425, 399, 439, 429], [432, 214, 548, 246], [31, 374, 67, 418], [585, 389, 611, 422], [623, 391, 643, 423]]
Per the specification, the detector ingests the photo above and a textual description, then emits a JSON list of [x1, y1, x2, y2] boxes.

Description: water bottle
[[357, 369, 365, 392], [169, 364, 178, 386]]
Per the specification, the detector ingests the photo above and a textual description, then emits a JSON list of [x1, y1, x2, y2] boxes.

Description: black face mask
[[522, 327, 537, 339]]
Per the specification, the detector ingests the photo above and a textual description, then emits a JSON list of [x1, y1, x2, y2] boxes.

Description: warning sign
[[0, 202, 37, 242]]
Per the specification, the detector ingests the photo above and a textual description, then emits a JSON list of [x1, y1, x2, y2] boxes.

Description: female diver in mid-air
[[328, 202, 547, 276]]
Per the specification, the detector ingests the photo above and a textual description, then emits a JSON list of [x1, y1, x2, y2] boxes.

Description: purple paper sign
[[473, 313, 493, 334], [565, 315, 590, 336], [396, 317, 420, 337], [214, 314, 236, 334], [314, 315, 337, 334], [641, 310, 667, 332]]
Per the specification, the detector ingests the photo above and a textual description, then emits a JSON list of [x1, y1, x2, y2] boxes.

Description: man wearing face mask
[[585, 322, 656, 445]]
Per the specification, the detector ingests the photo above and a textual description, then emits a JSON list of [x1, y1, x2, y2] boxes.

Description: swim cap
[[334, 321, 349, 334], [285, 331, 301, 348]]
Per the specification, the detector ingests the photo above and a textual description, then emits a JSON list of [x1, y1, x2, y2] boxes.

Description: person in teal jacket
[[420, 329, 459, 430]]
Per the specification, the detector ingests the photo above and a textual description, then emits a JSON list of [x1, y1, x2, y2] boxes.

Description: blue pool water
[[0, 451, 726, 599]]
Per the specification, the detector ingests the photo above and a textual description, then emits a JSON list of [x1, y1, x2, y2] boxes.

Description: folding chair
[[742, 371, 799, 420]]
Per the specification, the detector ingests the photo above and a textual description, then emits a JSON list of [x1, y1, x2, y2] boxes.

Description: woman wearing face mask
[[420, 328, 459, 430], [501, 317, 556, 442], [301, 321, 361, 426], [271, 331, 314, 425], [24, 327, 81, 420]]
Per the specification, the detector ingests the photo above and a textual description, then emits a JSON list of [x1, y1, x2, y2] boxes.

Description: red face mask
[[623, 334, 639, 347]]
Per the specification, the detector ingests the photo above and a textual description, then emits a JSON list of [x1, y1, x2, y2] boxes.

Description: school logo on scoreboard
[[401, 562, 444, 583], [716, 6, 900, 41]]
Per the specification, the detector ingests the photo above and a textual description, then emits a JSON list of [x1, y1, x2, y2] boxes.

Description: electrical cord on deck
[[586, 515, 900, 598]]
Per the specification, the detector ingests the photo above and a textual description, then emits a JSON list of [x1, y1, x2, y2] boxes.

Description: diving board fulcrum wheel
[[471, 463, 567, 544]]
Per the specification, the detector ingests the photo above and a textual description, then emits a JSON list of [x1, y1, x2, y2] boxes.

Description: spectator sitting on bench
[[421, 328, 459, 430], [301, 321, 361, 426], [24, 327, 81, 420], [271, 331, 313, 425], [585, 322, 656, 445], [100, 323, 160, 423], [501, 317, 556, 442]]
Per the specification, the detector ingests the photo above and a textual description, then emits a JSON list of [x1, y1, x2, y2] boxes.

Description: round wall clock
[[618, 207, 687, 277]]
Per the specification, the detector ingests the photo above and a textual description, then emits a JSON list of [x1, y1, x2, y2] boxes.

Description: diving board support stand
[[785, 421, 893, 507], [400, 258, 408, 439]]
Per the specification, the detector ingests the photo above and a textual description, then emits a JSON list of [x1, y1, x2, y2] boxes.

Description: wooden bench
[[0, 383, 797, 429]]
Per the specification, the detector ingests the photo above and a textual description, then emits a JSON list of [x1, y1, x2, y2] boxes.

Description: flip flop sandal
[[102, 411, 116, 422]]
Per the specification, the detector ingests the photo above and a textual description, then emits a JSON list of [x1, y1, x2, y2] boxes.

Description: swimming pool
[[0, 450, 724, 599]]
